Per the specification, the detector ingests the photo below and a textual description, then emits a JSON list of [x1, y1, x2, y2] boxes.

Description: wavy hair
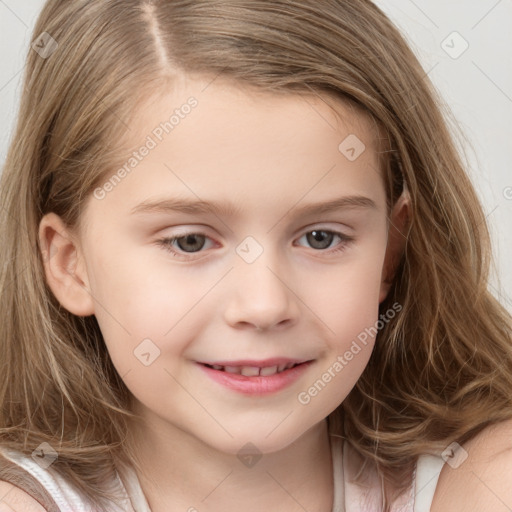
[[1, 1, 511, 510]]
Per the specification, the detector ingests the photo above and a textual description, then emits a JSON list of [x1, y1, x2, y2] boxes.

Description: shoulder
[[431, 418, 512, 512], [0, 480, 48, 511]]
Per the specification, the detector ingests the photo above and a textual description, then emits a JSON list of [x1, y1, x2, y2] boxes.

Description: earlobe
[[38, 212, 95, 316], [379, 188, 411, 304]]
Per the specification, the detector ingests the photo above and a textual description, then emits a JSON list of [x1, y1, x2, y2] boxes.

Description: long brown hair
[[1, 1, 511, 510]]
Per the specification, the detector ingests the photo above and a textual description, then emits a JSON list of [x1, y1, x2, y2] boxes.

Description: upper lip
[[198, 358, 312, 367]]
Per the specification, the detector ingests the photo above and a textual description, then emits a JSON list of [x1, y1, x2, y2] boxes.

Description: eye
[[156, 232, 214, 258], [295, 229, 354, 253], [155, 228, 354, 260]]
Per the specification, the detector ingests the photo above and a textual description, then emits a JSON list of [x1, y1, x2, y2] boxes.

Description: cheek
[[85, 248, 194, 370], [311, 245, 387, 333], [297, 264, 384, 414], [303, 245, 386, 380]]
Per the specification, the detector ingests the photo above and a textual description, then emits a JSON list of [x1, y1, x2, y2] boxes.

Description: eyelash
[[155, 228, 354, 260]]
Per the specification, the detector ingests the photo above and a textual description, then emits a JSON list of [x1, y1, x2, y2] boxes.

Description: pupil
[[308, 230, 332, 249], [178, 234, 205, 252]]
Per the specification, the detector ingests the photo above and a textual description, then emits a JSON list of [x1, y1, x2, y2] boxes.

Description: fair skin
[[37, 76, 403, 512], [4, 75, 502, 512], [431, 419, 512, 511]]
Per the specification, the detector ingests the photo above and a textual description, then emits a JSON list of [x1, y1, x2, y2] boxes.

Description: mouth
[[201, 361, 304, 376], [198, 357, 312, 375], [196, 359, 315, 395]]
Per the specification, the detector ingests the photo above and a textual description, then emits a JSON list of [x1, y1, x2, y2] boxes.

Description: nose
[[223, 251, 299, 332]]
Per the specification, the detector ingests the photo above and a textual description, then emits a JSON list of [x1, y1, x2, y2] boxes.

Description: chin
[[203, 422, 313, 457]]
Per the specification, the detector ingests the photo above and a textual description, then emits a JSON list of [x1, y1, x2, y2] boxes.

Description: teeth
[[208, 363, 298, 376], [259, 365, 278, 376], [240, 366, 261, 377]]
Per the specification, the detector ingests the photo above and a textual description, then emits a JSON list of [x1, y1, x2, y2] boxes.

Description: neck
[[126, 413, 334, 512]]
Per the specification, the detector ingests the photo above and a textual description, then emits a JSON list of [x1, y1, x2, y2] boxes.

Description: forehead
[[81, 76, 386, 233], [123, 74, 381, 159]]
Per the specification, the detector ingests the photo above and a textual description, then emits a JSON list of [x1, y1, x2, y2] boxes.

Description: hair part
[[1, 1, 511, 510]]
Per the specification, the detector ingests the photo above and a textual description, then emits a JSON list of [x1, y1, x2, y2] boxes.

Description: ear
[[38, 212, 95, 316], [379, 187, 411, 304]]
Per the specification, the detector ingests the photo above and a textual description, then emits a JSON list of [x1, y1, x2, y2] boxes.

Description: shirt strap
[[0, 451, 61, 512]]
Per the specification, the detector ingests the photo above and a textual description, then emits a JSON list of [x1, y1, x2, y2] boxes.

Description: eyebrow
[[130, 195, 377, 218]]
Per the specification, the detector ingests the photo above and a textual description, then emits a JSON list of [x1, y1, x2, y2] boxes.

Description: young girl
[[0, 1, 511, 511]]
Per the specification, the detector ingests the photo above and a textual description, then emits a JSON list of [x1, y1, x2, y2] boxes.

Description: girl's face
[[41, 76, 406, 455]]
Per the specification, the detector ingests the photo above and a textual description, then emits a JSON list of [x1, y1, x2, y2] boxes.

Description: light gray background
[[1, 1, 511, 312]]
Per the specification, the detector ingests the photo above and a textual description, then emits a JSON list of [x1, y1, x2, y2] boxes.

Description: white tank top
[[0, 437, 445, 511]]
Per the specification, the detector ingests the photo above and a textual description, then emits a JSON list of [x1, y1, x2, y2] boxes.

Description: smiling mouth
[[201, 362, 302, 377], [198, 360, 314, 394]]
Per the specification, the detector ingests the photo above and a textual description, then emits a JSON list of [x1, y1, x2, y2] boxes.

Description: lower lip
[[197, 361, 313, 395]]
